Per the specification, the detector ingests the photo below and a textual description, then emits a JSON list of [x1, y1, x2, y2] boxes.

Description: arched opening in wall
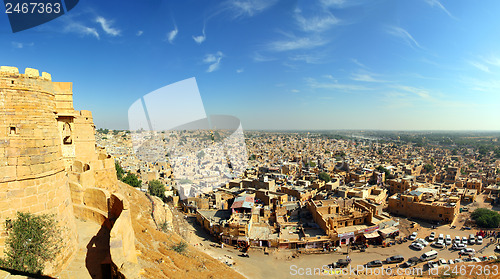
[[63, 122, 72, 144], [83, 164, 91, 172], [9, 126, 17, 135]]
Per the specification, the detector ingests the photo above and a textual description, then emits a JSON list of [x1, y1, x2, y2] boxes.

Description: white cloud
[[469, 61, 490, 73], [167, 27, 178, 44], [193, 27, 206, 44], [11, 42, 34, 48], [227, 0, 278, 18], [136, 30, 143, 36], [386, 26, 422, 49], [392, 85, 431, 99], [203, 51, 223, 73], [291, 89, 300, 93], [306, 77, 370, 91], [294, 9, 340, 32], [351, 71, 388, 83], [268, 36, 327, 52], [62, 17, 100, 39], [236, 68, 244, 73], [320, 0, 346, 7], [95, 16, 121, 36], [289, 53, 324, 64], [253, 52, 275, 62], [424, 0, 456, 19]]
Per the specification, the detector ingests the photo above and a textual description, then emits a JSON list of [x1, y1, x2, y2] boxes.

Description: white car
[[445, 235, 452, 245], [471, 257, 481, 262], [438, 234, 444, 241], [438, 258, 447, 266], [411, 242, 425, 250], [432, 241, 445, 248], [459, 248, 475, 256], [448, 259, 455, 265], [409, 232, 418, 240], [416, 238, 429, 246], [462, 236, 468, 245], [452, 243, 467, 250], [477, 236, 483, 245], [428, 232, 436, 241], [454, 236, 461, 243]]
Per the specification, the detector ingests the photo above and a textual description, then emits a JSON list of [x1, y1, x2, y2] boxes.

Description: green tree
[[122, 172, 142, 188], [115, 161, 125, 180], [318, 172, 331, 183], [471, 208, 500, 228], [249, 154, 256, 160], [0, 212, 62, 274], [423, 163, 435, 173], [148, 180, 166, 200]]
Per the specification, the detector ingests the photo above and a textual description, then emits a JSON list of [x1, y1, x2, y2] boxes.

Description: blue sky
[[1, 0, 500, 130]]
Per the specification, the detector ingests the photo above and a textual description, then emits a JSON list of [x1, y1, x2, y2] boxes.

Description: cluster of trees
[[148, 180, 166, 200], [115, 161, 142, 188], [471, 208, 500, 228]]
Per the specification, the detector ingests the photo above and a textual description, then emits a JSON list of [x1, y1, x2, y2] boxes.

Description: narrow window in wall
[[9, 126, 17, 135]]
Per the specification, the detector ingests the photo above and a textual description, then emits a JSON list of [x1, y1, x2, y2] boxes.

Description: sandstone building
[[0, 66, 137, 276]]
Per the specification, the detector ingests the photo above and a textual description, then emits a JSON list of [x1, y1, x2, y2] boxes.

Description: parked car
[[463, 226, 472, 230], [479, 256, 489, 262], [402, 258, 419, 268], [471, 257, 481, 262], [386, 255, 405, 264], [411, 242, 425, 250], [409, 232, 418, 240], [427, 261, 438, 269], [420, 250, 438, 261], [454, 258, 463, 263], [477, 235, 483, 245], [459, 248, 475, 256], [454, 236, 461, 243], [416, 238, 429, 246], [445, 235, 452, 246], [438, 258, 447, 266], [428, 232, 436, 241], [431, 241, 445, 248], [365, 260, 383, 268], [438, 234, 444, 241], [469, 234, 476, 245], [452, 243, 467, 250], [462, 236, 468, 244], [448, 259, 455, 265], [489, 255, 498, 261], [496, 245, 500, 251]]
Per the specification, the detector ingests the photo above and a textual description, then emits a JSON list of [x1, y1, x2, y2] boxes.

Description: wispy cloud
[[203, 51, 223, 72], [320, 0, 346, 7], [351, 71, 389, 83], [469, 61, 490, 73], [392, 85, 431, 99], [252, 52, 275, 62], [136, 30, 143, 36], [291, 89, 300, 93], [61, 16, 100, 39], [167, 26, 178, 44], [236, 68, 244, 73], [424, 0, 456, 19], [306, 77, 370, 91], [226, 0, 278, 18], [11, 42, 34, 48], [268, 35, 327, 52], [351, 59, 368, 69], [95, 16, 121, 36], [289, 53, 325, 64], [193, 26, 206, 44], [294, 8, 340, 32], [386, 26, 422, 49]]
